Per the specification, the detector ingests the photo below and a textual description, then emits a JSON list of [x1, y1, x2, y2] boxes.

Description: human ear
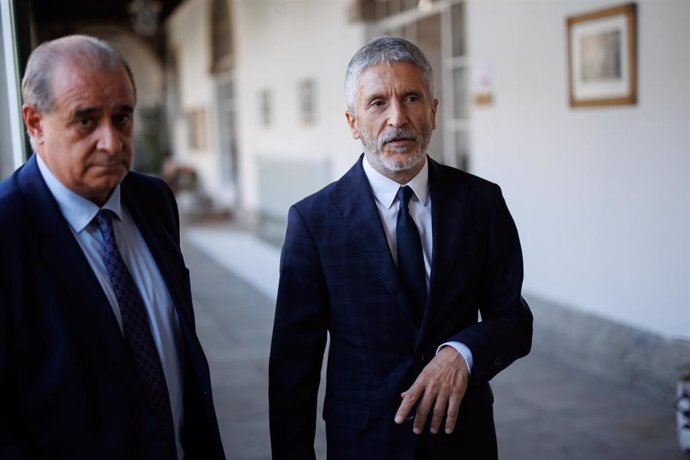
[[22, 104, 45, 145], [345, 111, 361, 140], [430, 98, 439, 130]]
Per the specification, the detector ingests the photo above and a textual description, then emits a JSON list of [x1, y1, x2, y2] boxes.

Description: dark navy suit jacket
[[0, 155, 225, 460], [269, 156, 533, 460]]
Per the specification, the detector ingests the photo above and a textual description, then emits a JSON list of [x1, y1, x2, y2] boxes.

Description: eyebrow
[[403, 89, 424, 99], [73, 108, 101, 119], [365, 88, 425, 101], [73, 105, 134, 118], [365, 92, 384, 103]]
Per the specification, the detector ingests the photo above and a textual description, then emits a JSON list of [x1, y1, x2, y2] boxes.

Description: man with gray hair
[[269, 36, 532, 459], [0, 35, 225, 459]]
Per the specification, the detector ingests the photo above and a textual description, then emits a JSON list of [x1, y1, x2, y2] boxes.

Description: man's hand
[[394, 346, 469, 435]]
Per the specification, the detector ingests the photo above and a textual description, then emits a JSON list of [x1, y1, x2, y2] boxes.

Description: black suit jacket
[[0, 155, 225, 460], [269, 156, 533, 460]]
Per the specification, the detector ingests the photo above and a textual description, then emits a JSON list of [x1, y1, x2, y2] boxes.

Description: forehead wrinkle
[[73, 107, 101, 117], [52, 76, 135, 121], [359, 82, 426, 103]]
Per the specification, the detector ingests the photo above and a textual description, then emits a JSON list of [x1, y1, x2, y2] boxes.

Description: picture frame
[[566, 3, 637, 107]]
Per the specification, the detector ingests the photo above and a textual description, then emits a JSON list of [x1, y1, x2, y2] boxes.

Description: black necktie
[[95, 210, 177, 459], [396, 186, 427, 325]]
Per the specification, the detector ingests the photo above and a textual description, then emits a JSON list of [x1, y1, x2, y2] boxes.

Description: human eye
[[405, 93, 421, 103], [368, 99, 385, 108], [76, 117, 96, 129], [113, 113, 132, 127]]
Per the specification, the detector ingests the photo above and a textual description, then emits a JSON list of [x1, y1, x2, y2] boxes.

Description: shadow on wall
[[527, 293, 690, 401]]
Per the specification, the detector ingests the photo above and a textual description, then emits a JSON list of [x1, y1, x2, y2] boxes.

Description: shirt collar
[[36, 153, 123, 233], [362, 155, 430, 209]]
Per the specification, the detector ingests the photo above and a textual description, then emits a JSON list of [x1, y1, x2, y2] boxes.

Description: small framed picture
[[566, 3, 637, 107]]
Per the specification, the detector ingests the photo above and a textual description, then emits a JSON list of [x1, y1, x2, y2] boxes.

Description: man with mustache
[[0, 35, 225, 459], [269, 37, 533, 459]]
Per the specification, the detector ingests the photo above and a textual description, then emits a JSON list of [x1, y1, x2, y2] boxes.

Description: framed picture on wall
[[566, 3, 637, 107]]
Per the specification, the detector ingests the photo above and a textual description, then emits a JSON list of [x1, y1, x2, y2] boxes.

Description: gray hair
[[21, 34, 137, 114], [344, 36, 434, 113]]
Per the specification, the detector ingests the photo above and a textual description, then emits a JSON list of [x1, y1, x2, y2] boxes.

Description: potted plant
[[678, 363, 690, 453]]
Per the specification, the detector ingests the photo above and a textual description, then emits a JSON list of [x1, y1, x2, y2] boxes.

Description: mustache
[[379, 128, 417, 147]]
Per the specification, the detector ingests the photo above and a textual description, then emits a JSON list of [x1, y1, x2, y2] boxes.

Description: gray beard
[[360, 127, 430, 174], [364, 145, 426, 172]]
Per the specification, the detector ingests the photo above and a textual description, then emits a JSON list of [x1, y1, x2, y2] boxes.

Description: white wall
[[469, 0, 690, 339], [86, 30, 164, 109], [233, 0, 365, 215]]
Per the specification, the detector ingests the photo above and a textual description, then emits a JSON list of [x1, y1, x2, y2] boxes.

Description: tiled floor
[[183, 227, 686, 460]]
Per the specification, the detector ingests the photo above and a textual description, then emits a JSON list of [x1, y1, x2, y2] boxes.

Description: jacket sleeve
[[448, 186, 533, 384], [269, 205, 329, 460]]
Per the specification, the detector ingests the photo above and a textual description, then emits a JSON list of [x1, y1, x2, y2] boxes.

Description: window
[[0, 0, 26, 177], [298, 79, 316, 125], [448, 1, 470, 170], [259, 89, 272, 128]]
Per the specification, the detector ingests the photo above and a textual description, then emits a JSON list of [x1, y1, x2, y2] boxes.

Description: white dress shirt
[[362, 155, 473, 372], [37, 155, 185, 460]]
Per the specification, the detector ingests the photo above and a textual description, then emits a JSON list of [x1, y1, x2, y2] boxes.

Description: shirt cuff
[[437, 341, 473, 374]]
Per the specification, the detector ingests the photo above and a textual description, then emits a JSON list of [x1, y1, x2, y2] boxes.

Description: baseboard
[[525, 292, 690, 401]]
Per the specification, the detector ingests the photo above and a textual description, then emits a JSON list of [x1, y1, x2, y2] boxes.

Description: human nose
[[96, 123, 122, 154], [387, 99, 408, 128]]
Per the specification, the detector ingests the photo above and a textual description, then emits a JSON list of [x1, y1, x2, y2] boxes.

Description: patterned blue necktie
[[396, 186, 427, 326], [95, 210, 177, 459]]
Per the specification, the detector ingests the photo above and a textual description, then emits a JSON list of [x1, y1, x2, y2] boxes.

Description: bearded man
[[268, 37, 532, 460]]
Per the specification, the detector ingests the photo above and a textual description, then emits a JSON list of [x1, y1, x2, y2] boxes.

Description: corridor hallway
[[183, 226, 684, 460]]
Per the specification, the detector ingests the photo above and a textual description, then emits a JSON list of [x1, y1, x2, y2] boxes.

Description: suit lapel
[[329, 157, 415, 325], [420, 159, 469, 335], [18, 156, 139, 390], [122, 176, 215, 395], [120, 178, 194, 329]]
